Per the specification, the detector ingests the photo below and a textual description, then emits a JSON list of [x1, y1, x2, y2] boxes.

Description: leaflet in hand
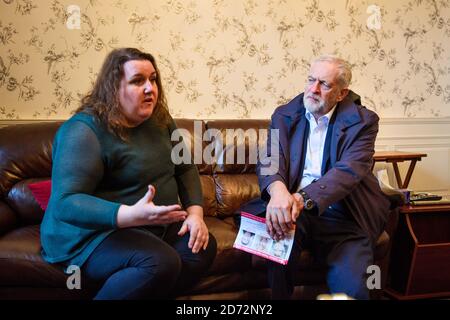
[[233, 211, 295, 265]]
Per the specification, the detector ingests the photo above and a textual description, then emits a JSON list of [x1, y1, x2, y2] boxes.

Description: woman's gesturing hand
[[117, 185, 187, 228]]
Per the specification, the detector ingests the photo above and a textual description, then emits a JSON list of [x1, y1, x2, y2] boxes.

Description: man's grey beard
[[303, 94, 325, 114]]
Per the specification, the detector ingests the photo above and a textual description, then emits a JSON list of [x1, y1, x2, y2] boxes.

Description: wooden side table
[[373, 151, 427, 189], [385, 203, 450, 299]]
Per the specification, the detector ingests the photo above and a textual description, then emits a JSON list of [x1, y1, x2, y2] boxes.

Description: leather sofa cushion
[[0, 225, 67, 287], [205, 119, 270, 174], [199, 175, 217, 217], [214, 173, 261, 218], [0, 122, 62, 197], [173, 119, 212, 175], [204, 217, 252, 275], [0, 200, 18, 236]]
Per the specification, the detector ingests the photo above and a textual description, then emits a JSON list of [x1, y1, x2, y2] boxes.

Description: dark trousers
[[268, 209, 373, 300], [80, 222, 217, 300]]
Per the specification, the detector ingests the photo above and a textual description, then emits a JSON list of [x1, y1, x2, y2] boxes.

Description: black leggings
[[81, 222, 217, 300]]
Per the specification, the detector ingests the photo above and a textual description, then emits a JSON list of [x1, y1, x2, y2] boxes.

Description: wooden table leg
[[392, 162, 403, 189], [402, 160, 418, 189]]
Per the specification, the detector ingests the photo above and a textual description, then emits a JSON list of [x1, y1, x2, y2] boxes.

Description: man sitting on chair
[[257, 55, 390, 300]]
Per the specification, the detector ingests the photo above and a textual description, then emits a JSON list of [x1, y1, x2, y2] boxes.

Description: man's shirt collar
[[305, 104, 336, 126]]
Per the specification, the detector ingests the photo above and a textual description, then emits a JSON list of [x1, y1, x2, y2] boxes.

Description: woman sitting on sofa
[[40, 47, 216, 300]]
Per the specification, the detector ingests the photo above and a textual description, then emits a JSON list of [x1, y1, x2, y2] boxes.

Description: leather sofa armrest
[[380, 188, 404, 238], [0, 200, 18, 236], [381, 188, 406, 210]]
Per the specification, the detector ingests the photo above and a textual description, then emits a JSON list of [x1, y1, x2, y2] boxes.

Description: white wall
[[375, 117, 450, 195]]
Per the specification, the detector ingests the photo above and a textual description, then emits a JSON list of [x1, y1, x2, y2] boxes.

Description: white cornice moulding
[[376, 135, 450, 141], [0, 119, 64, 123], [379, 117, 450, 125], [0, 119, 63, 128]]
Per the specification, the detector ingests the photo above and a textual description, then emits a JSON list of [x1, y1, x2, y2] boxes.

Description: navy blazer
[[256, 91, 390, 243]]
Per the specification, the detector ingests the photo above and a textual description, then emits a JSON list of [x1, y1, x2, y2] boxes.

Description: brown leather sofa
[[0, 119, 399, 300]]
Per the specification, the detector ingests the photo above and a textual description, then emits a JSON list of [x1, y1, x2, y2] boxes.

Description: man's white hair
[[312, 55, 352, 88]]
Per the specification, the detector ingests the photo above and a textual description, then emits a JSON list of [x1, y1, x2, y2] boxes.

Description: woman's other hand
[[117, 185, 187, 228], [177, 205, 209, 254]]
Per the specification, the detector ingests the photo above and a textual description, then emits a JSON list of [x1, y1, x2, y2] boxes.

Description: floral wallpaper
[[0, 0, 449, 120]]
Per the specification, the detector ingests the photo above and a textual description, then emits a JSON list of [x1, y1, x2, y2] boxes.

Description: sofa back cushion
[[205, 119, 270, 174], [0, 119, 213, 197], [204, 120, 269, 218], [0, 122, 62, 198], [0, 119, 272, 223], [173, 119, 212, 175], [213, 173, 261, 218], [200, 175, 217, 217]]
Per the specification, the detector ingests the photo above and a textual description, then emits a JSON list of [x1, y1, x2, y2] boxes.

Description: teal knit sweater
[[40, 112, 203, 268]]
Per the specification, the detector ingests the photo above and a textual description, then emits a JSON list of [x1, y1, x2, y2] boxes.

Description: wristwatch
[[299, 190, 315, 211]]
